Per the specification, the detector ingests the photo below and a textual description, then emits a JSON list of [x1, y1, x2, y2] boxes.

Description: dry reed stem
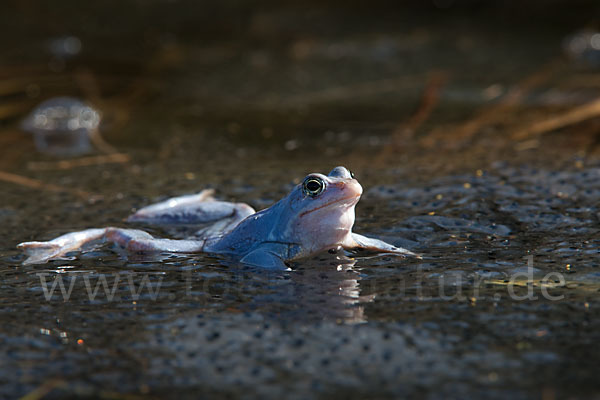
[[0, 170, 97, 199], [421, 60, 561, 147], [19, 379, 66, 400], [512, 97, 600, 140], [27, 153, 130, 171]]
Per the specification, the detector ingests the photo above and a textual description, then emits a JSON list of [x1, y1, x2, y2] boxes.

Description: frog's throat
[[298, 194, 360, 218]]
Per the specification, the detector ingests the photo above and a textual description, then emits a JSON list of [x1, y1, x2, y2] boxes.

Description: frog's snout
[[335, 179, 362, 199]]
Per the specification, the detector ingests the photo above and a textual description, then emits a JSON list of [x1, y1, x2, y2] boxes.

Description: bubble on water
[[284, 139, 299, 151], [21, 97, 101, 156], [591, 33, 600, 50], [48, 36, 82, 58]]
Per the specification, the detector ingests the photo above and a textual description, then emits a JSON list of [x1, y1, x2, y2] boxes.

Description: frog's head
[[280, 166, 362, 256]]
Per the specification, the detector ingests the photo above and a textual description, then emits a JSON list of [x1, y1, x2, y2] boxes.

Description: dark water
[[1, 2, 600, 399]]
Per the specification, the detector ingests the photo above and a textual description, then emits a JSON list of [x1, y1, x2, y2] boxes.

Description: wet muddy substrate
[[1, 160, 599, 399]]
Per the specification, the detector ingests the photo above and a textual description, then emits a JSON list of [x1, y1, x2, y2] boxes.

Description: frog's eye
[[303, 176, 325, 197], [349, 170, 355, 179]]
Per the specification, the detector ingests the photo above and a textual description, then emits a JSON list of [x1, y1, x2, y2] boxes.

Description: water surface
[[1, 2, 600, 399]]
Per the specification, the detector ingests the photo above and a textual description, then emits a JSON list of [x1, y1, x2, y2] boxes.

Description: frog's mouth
[[299, 193, 361, 217]]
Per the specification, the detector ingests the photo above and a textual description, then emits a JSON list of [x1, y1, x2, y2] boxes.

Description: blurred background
[[2, 1, 600, 399], [1, 0, 600, 181]]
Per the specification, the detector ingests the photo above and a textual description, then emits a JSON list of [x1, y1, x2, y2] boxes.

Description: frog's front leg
[[17, 228, 206, 265], [348, 233, 421, 258], [239, 244, 291, 270], [127, 189, 255, 237]]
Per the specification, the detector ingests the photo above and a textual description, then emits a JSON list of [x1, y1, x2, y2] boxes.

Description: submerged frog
[[18, 166, 417, 269]]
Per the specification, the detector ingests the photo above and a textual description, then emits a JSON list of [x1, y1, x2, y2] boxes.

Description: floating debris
[[21, 97, 101, 156]]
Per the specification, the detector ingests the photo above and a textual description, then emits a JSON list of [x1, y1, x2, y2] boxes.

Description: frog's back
[[206, 200, 283, 256]]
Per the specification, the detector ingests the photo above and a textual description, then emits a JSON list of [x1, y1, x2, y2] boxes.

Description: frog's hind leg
[[18, 228, 109, 265], [127, 189, 255, 237], [17, 227, 206, 265]]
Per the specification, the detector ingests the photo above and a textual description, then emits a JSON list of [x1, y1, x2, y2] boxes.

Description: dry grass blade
[[27, 153, 130, 170], [512, 97, 600, 140], [0, 102, 34, 120], [0, 170, 98, 200], [19, 379, 66, 400], [421, 60, 561, 147], [266, 75, 425, 108], [397, 70, 448, 138], [374, 71, 448, 164]]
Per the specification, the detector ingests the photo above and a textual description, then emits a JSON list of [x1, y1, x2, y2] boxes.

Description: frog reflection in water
[[18, 166, 417, 269]]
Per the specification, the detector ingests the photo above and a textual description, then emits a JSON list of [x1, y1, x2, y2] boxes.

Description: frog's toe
[[17, 241, 62, 265]]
